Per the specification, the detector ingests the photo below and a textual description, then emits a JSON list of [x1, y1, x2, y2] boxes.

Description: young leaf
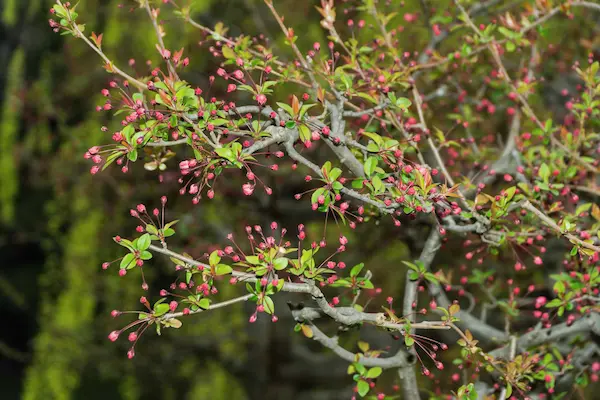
[[365, 367, 382, 379], [215, 264, 233, 275], [350, 263, 365, 277], [198, 298, 210, 309], [120, 253, 135, 269], [263, 296, 275, 314], [301, 324, 313, 338], [154, 303, 170, 316], [137, 233, 151, 250], [209, 250, 221, 266], [273, 258, 288, 270], [356, 380, 369, 397]]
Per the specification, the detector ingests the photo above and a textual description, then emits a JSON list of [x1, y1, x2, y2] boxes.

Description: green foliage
[[23, 191, 103, 400], [0, 49, 24, 225]]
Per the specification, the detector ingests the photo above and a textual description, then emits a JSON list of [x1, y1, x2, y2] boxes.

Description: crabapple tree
[[50, 0, 600, 399]]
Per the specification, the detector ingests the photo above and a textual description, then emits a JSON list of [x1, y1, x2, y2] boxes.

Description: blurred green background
[[1, 0, 599, 399]]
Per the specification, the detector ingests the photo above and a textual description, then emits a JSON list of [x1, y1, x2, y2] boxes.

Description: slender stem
[[263, 1, 308, 70], [161, 293, 254, 320], [144, 0, 178, 79], [146, 138, 189, 147], [58, 0, 146, 90], [521, 201, 600, 253]]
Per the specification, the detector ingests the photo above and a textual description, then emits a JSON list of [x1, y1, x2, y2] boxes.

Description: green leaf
[[164, 318, 182, 329], [354, 363, 366, 375], [394, 97, 412, 110], [329, 167, 342, 182], [539, 163, 550, 182], [299, 103, 316, 119], [371, 175, 383, 194], [275, 102, 294, 116], [359, 280, 374, 289], [273, 258, 288, 270], [546, 299, 562, 308], [504, 186, 516, 202], [298, 124, 311, 142], [553, 280, 565, 295], [52, 4, 67, 17], [154, 303, 170, 316], [120, 253, 135, 269], [350, 263, 365, 277], [198, 298, 210, 309], [364, 157, 378, 176], [215, 147, 234, 161], [357, 380, 369, 397], [215, 264, 233, 275], [163, 219, 179, 230], [245, 255, 260, 264], [311, 187, 326, 205], [263, 296, 275, 314], [498, 27, 515, 38], [128, 149, 138, 162], [137, 233, 151, 250], [209, 250, 221, 266], [222, 45, 236, 59], [365, 367, 382, 379], [504, 384, 512, 399], [163, 228, 175, 237]]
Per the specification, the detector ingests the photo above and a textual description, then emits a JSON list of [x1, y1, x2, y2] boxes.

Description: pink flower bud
[[256, 94, 267, 105], [242, 183, 254, 196], [233, 70, 244, 80], [108, 330, 120, 342]]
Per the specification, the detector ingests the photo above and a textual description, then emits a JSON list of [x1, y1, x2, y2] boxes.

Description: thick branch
[[490, 312, 600, 359], [309, 325, 413, 369]]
